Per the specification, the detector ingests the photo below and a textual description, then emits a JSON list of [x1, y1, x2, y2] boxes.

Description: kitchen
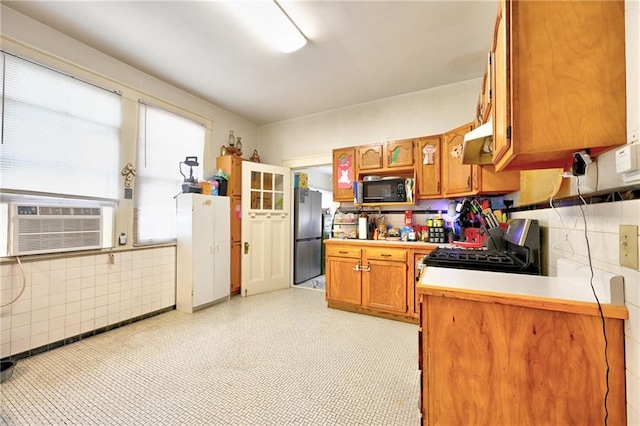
[[1, 1, 639, 425]]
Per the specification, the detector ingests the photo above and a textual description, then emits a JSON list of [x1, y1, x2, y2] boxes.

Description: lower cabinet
[[326, 245, 362, 306], [418, 291, 627, 425], [325, 241, 431, 321], [363, 247, 407, 314]]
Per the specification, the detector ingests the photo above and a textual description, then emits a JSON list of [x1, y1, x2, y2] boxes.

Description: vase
[[235, 137, 242, 152], [227, 130, 235, 147]]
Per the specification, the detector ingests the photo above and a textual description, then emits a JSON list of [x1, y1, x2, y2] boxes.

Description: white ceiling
[[4, 0, 498, 125]]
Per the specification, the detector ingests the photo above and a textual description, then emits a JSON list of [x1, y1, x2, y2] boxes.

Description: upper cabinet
[[416, 136, 442, 198], [443, 122, 520, 197], [443, 123, 476, 196], [356, 139, 414, 174], [492, 0, 626, 171], [333, 148, 356, 202]]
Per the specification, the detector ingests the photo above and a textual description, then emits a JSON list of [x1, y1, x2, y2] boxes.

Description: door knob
[[244, 242, 249, 254]]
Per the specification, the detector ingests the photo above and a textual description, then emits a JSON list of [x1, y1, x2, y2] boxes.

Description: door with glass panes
[[241, 162, 291, 296]]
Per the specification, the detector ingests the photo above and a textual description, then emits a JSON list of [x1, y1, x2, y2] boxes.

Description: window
[[0, 52, 121, 200], [134, 103, 204, 245]]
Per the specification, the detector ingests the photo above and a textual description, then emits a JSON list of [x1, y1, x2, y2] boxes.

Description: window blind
[[134, 102, 204, 245], [0, 53, 121, 200]]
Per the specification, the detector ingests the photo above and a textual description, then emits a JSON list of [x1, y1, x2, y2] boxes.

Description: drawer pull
[[339, 250, 349, 254], [381, 253, 392, 257]]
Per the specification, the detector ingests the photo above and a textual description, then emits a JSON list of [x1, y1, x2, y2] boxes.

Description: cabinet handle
[[466, 176, 471, 190], [437, 181, 440, 193], [353, 263, 361, 271], [339, 250, 349, 254], [381, 253, 392, 257], [244, 242, 249, 254], [361, 264, 371, 272]]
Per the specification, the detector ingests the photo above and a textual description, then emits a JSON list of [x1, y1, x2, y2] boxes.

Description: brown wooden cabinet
[[357, 144, 383, 171], [332, 148, 356, 202], [326, 244, 362, 306], [216, 155, 244, 295], [356, 139, 414, 175], [443, 122, 520, 197], [362, 247, 407, 314], [324, 240, 440, 322], [492, 0, 626, 171], [418, 288, 627, 425], [415, 136, 441, 199], [442, 122, 476, 196]]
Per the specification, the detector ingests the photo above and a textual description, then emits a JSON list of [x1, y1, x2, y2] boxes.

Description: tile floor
[[0, 287, 420, 425], [294, 275, 325, 291]]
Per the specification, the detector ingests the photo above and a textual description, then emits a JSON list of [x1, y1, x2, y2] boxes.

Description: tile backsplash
[[0, 246, 176, 359], [511, 199, 640, 424]]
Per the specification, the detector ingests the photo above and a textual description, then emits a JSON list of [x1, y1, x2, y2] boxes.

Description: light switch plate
[[619, 225, 639, 269]]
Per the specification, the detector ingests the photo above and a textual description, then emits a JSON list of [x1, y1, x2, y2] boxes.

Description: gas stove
[[423, 219, 541, 275]]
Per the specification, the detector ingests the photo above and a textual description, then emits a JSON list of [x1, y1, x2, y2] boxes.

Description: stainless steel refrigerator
[[294, 188, 322, 284]]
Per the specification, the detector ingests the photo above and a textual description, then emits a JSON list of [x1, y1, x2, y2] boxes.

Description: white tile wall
[[512, 199, 640, 425], [0, 246, 176, 359]]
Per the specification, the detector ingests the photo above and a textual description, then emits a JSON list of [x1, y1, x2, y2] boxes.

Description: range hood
[[461, 119, 494, 165]]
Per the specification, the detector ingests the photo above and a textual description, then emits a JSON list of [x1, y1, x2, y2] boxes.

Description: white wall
[[258, 79, 480, 166]]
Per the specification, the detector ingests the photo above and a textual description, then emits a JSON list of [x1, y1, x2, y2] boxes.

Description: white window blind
[[134, 102, 204, 245], [0, 52, 121, 200]]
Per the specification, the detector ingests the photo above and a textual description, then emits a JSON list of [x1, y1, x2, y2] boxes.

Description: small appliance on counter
[[179, 156, 202, 193], [423, 219, 541, 275]]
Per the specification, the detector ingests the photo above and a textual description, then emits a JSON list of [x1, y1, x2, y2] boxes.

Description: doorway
[[291, 164, 336, 292]]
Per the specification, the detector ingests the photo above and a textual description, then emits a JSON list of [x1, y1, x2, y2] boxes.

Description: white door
[[241, 161, 291, 296]]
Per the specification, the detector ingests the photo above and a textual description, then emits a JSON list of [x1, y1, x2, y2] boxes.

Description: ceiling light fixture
[[227, 0, 307, 53]]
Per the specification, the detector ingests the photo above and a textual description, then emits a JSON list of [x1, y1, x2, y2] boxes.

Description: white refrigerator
[[176, 193, 230, 313]]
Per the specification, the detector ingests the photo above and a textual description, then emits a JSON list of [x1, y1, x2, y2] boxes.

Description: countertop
[[324, 238, 449, 250], [417, 258, 628, 319]]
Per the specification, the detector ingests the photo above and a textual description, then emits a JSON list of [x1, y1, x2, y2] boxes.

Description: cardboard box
[[294, 172, 308, 189]]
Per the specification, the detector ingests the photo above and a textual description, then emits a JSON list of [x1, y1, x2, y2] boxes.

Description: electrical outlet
[[108, 253, 115, 265], [619, 225, 639, 269]]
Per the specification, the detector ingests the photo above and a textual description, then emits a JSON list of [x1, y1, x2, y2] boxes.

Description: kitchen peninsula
[[416, 259, 628, 425]]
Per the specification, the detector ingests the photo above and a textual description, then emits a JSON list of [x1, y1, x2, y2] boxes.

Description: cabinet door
[[385, 139, 414, 169], [326, 256, 362, 306], [332, 148, 356, 202], [364, 259, 407, 314], [443, 122, 476, 196], [492, 0, 510, 165], [230, 196, 241, 242], [416, 136, 441, 198], [357, 144, 383, 171], [230, 241, 241, 295]]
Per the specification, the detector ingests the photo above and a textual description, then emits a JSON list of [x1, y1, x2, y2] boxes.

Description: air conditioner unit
[[10, 204, 103, 256]]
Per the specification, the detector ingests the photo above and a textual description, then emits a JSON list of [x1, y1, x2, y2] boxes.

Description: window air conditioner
[[10, 204, 103, 256]]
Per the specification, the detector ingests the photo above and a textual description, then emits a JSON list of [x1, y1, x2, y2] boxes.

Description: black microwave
[[362, 178, 407, 203]]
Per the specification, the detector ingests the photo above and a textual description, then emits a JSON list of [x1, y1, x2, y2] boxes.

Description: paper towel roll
[[359, 217, 368, 239]]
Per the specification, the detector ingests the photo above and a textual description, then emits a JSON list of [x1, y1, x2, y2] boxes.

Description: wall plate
[[619, 225, 639, 269]]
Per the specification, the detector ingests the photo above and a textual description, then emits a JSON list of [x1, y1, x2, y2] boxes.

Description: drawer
[[326, 245, 361, 259], [366, 247, 406, 262]]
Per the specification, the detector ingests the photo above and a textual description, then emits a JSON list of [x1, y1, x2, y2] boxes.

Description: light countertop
[[418, 258, 627, 319]]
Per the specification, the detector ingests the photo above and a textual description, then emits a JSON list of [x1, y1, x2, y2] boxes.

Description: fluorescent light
[[226, 0, 307, 53]]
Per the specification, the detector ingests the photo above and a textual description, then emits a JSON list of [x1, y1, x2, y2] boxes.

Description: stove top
[[423, 248, 538, 274]]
